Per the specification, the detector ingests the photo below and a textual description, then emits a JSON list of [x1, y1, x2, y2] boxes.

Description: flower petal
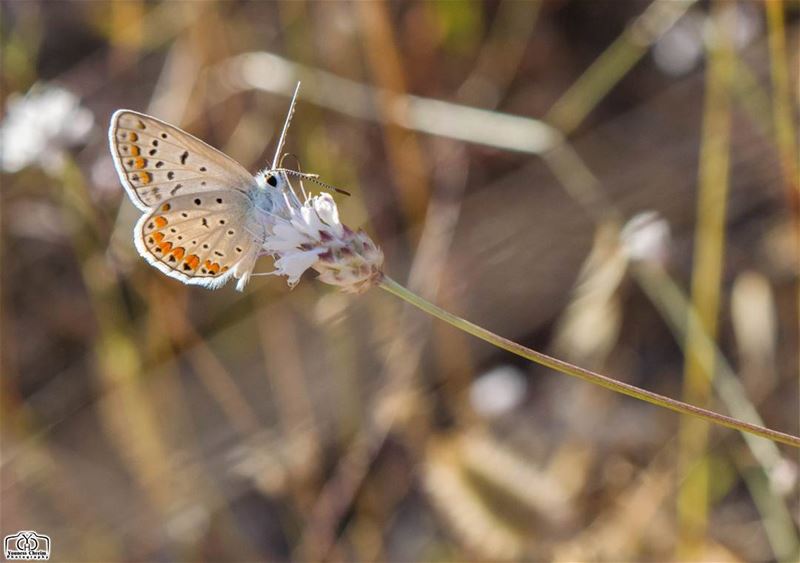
[[270, 220, 309, 246], [294, 204, 325, 239], [273, 249, 323, 285], [314, 193, 344, 237]]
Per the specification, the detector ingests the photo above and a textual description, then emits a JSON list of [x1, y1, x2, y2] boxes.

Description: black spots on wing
[[266, 175, 278, 187], [218, 219, 226, 225], [147, 221, 154, 229], [200, 166, 207, 172], [200, 181, 207, 186], [180, 151, 189, 165], [155, 161, 164, 168], [126, 159, 134, 167], [167, 171, 175, 180], [149, 149, 157, 156], [148, 237, 154, 244], [170, 228, 177, 233], [180, 211, 188, 218], [183, 263, 192, 271], [137, 120, 146, 130], [201, 218, 209, 229], [152, 139, 159, 147], [161, 133, 168, 139], [214, 251, 224, 257], [235, 246, 242, 253], [226, 230, 234, 236], [168, 255, 177, 263], [216, 198, 223, 204], [171, 184, 183, 196], [194, 198, 202, 205], [202, 243, 210, 249]]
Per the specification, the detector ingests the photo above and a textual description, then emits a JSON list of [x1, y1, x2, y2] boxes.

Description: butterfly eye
[[266, 174, 278, 187]]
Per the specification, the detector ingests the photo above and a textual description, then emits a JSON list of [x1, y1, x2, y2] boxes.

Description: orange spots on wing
[[130, 145, 140, 156], [200, 260, 221, 275], [133, 157, 147, 169], [154, 216, 168, 228], [161, 203, 171, 212], [129, 132, 139, 142], [222, 266, 229, 272], [185, 255, 200, 270], [139, 172, 152, 185], [152, 231, 165, 242], [171, 247, 185, 260], [158, 241, 173, 254]]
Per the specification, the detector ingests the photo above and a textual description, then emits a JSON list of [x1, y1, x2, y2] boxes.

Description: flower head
[[262, 182, 384, 294], [0, 83, 94, 174]]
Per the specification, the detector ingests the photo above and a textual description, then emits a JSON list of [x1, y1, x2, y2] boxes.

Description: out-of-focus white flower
[[0, 83, 94, 174], [653, 10, 706, 76], [469, 365, 528, 418], [261, 183, 384, 293], [621, 211, 671, 265], [654, 4, 762, 77]]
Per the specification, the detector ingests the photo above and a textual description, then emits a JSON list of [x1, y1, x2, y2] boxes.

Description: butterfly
[[109, 83, 327, 291]]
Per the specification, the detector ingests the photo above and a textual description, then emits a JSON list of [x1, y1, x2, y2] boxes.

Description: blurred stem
[[765, 0, 800, 204], [356, 0, 430, 222], [764, 0, 800, 388], [59, 158, 182, 521], [378, 276, 800, 449], [677, 1, 735, 555], [634, 264, 799, 559], [545, 0, 696, 134]]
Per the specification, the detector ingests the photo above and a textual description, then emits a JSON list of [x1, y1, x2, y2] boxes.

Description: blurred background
[[1, 0, 798, 561]]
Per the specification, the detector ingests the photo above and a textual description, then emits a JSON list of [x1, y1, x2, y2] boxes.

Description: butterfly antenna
[[272, 82, 301, 169], [278, 169, 351, 197], [277, 153, 307, 200], [279, 152, 295, 169]]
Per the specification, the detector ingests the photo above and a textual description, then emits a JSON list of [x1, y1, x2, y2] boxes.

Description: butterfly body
[[109, 86, 302, 291]]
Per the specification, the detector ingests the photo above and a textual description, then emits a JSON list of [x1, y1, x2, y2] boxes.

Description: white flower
[[262, 186, 384, 293], [0, 83, 94, 174], [621, 211, 671, 265], [469, 365, 528, 418]]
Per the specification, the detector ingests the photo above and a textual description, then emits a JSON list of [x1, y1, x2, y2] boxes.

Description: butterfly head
[[259, 169, 288, 190]]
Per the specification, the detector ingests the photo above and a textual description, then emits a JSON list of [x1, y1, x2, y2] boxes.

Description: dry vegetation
[[1, 1, 798, 561]]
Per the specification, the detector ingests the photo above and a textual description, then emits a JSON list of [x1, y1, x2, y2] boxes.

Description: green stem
[[378, 275, 800, 449]]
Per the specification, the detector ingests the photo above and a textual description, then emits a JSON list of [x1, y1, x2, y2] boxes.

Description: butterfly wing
[[110, 110, 266, 290], [109, 110, 255, 211], [134, 191, 263, 290]]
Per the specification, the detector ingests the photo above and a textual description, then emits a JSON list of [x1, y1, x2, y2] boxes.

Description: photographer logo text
[[3, 531, 50, 561]]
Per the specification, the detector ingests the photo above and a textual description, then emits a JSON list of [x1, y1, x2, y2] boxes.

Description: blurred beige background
[[1, 1, 798, 561]]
